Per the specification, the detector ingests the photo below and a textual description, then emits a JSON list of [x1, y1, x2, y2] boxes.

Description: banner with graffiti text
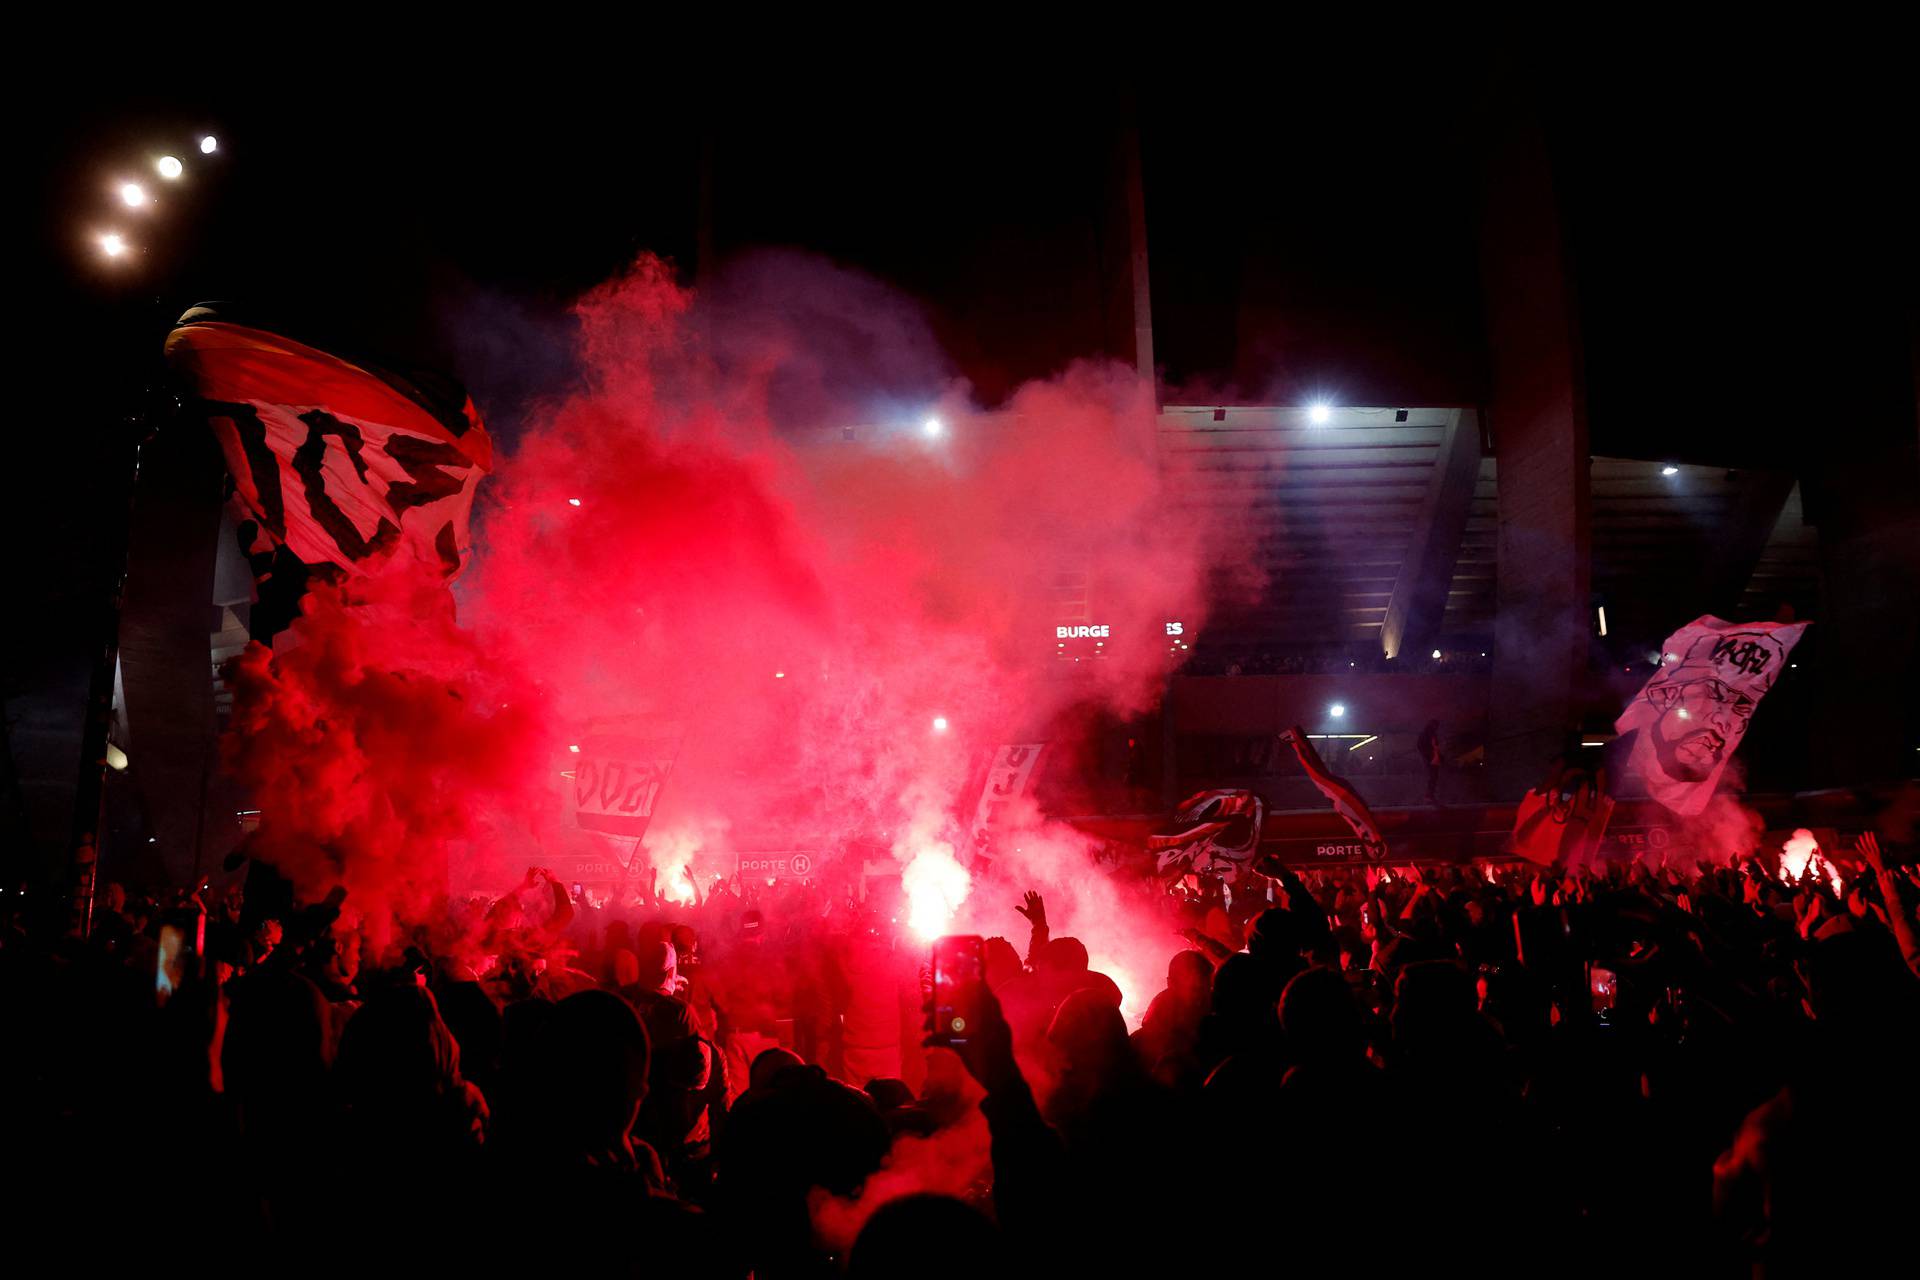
[[968, 743, 1048, 861], [569, 729, 681, 841], [1150, 789, 1265, 883], [1615, 616, 1809, 816]]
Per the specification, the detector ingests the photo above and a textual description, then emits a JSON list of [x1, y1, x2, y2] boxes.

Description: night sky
[[12, 46, 1914, 679]]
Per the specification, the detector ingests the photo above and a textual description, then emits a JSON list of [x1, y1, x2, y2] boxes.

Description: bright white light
[[156, 156, 183, 180], [774, 671, 785, 679], [931, 715, 950, 733], [1329, 703, 1346, 718], [1597, 605, 1609, 636], [903, 846, 970, 939], [567, 497, 581, 507], [1661, 465, 1679, 477], [119, 182, 147, 207], [199, 135, 218, 154], [568, 744, 581, 753], [105, 743, 129, 771], [922, 416, 944, 439], [1431, 649, 1443, 660], [99, 232, 128, 258], [1307, 403, 1332, 425]]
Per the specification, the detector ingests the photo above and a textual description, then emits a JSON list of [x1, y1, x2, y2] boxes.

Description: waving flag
[[968, 743, 1048, 863], [1614, 615, 1810, 816], [1511, 786, 1614, 867], [1280, 727, 1387, 861], [164, 305, 492, 590], [1150, 789, 1264, 882]]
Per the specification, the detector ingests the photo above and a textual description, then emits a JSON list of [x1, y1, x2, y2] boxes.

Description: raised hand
[[1857, 831, 1887, 875], [1014, 890, 1047, 930]]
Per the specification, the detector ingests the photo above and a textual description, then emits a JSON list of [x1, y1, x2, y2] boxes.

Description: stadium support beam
[[1480, 106, 1592, 798], [1381, 408, 1481, 660]]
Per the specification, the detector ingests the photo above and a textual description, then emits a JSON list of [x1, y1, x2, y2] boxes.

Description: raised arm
[[1860, 833, 1920, 978], [1014, 890, 1050, 968]]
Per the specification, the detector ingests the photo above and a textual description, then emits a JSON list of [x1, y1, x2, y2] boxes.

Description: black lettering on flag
[[1709, 636, 1774, 676], [383, 433, 471, 512], [293, 410, 400, 564], [202, 399, 285, 538]]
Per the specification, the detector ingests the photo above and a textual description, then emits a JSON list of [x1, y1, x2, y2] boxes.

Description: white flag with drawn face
[[1615, 616, 1809, 816]]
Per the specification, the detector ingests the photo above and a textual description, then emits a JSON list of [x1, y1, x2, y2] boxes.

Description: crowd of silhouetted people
[[1182, 645, 1495, 677], [4, 805, 1918, 1278]]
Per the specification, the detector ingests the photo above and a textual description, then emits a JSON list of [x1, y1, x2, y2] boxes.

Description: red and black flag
[[1279, 727, 1388, 860], [164, 305, 492, 605], [1150, 789, 1265, 882]]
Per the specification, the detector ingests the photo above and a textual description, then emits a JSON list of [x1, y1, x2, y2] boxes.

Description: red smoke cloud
[[222, 571, 553, 951], [227, 251, 1252, 986]]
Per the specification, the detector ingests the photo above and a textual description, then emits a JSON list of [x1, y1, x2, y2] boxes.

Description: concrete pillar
[[1480, 113, 1592, 797]]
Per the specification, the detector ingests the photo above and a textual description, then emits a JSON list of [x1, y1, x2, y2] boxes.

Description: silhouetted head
[[1047, 987, 1132, 1083], [1211, 951, 1277, 1025], [609, 947, 640, 988], [863, 1077, 916, 1113], [636, 939, 677, 993], [982, 935, 1023, 989], [1279, 965, 1364, 1066], [1390, 960, 1478, 1055], [550, 990, 651, 1150], [749, 1046, 805, 1095], [1039, 936, 1089, 975], [337, 983, 462, 1115], [1168, 948, 1213, 999], [1799, 930, 1909, 1037], [850, 1194, 1001, 1278], [1248, 907, 1301, 959]]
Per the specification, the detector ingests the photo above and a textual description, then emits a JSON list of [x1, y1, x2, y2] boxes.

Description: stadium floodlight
[[156, 156, 183, 180], [200, 135, 218, 154], [99, 232, 129, 258], [120, 182, 148, 207], [1308, 403, 1332, 425]]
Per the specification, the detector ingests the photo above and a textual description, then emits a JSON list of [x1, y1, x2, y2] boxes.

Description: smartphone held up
[[930, 934, 984, 1048]]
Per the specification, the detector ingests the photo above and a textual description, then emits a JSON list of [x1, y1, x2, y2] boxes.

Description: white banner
[[570, 729, 681, 839], [1614, 615, 1808, 816], [970, 744, 1047, 853]]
